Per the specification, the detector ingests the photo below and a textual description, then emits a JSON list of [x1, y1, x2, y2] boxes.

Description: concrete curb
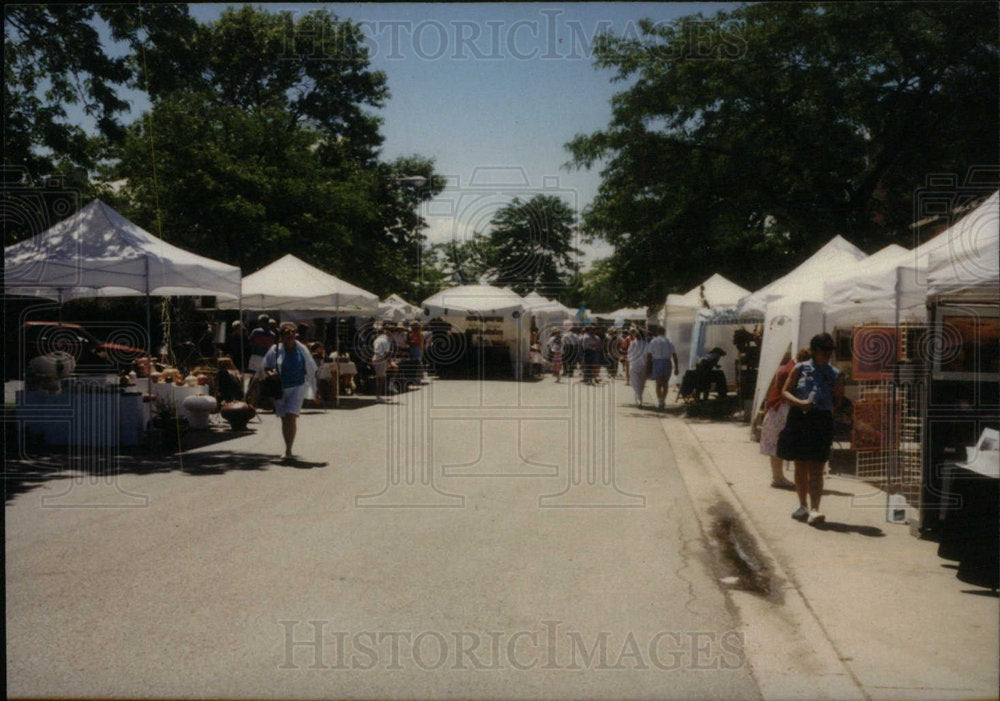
[[661, 416, 868, 701]]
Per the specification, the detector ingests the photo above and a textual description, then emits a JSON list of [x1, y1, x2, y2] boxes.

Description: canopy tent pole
[[336, 292, 340, 407], [145, 256, 152, 363], [238, 293, 245, 391], [887, 265, 903, 521]]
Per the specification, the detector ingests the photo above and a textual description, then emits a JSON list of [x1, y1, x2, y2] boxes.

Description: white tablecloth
[[16, 389, 147, 447]]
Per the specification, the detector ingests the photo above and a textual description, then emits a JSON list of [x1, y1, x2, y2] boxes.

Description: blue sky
[[115, 3, 740, 267]]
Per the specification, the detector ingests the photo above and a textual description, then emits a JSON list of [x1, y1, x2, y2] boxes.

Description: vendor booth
[[742, 235, 869, 425], [421, 284, 531, 379], [219, 254, 378, 404], [662, 274, 753, 390], [815, 192, 998, 538], [4, 199, 241, 446], [687, 305, 765, 405], [920, 192, 999, 541]]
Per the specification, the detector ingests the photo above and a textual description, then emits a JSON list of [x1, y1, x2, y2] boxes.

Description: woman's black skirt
[[777, 408, 834, 463]]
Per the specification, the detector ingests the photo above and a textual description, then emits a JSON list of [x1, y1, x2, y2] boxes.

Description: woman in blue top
[[263, 322, 318, 460], [778, 333, 844, 525]]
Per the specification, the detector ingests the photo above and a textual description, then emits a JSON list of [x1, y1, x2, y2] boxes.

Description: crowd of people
[[149, 312, 850, 530], [539, 324, 681, 409], [141, 311, 748, 460]]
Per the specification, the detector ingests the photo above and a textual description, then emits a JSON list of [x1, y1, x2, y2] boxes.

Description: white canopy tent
[[661, 274, 752, 382], [422, 284, 527, 318], [738, 235, 868, 319], [740, 235, 867, 420], [824, 192, 999, 324], [521, 291, 572, 333], [219, 253, 378, 313], [823, 243, 924, 326], [421, 284, 531, 378], [377, 293, 421, 322], [602, 307, 649, 323], [4, 199, 242, 302], [664, 273, 751, 314], [219, 254, 379, 406], [5, 199, 242, 361], [926, 192, 999, 301], [219, 253, 379, 385]]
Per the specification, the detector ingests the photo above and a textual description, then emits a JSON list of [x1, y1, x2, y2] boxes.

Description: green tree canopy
[[138, 5, 387, 167], [108, 7, 443, 298], [572, 257, 621, 313], [484, 194, 581, 296], [423, 195, 581, 298], [567, 2, 999, 306], [4, 3, 194, 180]]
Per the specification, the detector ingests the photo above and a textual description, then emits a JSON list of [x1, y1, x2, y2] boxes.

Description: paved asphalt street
[[6, 378, 761, 699]]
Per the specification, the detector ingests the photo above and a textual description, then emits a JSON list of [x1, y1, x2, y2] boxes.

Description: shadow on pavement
[[619, 405, 679, 418], [821, 488, 856, 497], [810, 521, 886, 536], [179, 450, 276, 475], [276, 457, 329, 469], [4, 447, 279, 501], [960, 589, 999, 598], [305, 397, 379, 411]]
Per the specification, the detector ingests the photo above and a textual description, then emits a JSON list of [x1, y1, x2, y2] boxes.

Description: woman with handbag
[[778, 333, 844, 525], [262, 322, 318, 460]]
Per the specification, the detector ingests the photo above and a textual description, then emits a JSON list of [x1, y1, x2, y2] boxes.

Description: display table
[[16, 388, 147, 447], [316, 360, 357, 401]]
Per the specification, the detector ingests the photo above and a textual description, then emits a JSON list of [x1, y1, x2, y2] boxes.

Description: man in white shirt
[[646, 325, 679, 410], [626, 327, 650, 406], [372, 325, 393, 403]]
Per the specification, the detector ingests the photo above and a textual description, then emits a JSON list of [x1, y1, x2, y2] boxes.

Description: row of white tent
[[0, 199, 549, 320], [0, 199, 658, 331], [656, 192, 998, 414], [2, 200, 582, 376], [6, 194, 998, 386]]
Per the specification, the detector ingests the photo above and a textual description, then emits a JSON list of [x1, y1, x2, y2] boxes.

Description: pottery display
[[182, 394, 218, 429], [220, 401, 255, 431]]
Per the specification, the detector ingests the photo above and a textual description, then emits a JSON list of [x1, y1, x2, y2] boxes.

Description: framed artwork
[[852, 326, 898, 380]]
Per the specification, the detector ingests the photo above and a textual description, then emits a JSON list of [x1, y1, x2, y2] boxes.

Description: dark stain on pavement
[[708, 501, 776, 599]]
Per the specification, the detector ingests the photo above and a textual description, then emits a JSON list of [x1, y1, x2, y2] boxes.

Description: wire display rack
[[852, 323, 927, 507]]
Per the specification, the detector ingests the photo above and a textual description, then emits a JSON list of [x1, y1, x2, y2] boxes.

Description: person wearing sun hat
[[262, 322, 318, 460], [778, 332, 844, 525]]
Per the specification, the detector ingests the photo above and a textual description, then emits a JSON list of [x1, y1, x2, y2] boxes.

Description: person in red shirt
[[759, 347, 810, 489], [407, 322, 425, 373]]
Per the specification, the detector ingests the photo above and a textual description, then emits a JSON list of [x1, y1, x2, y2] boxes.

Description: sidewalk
[[663, 414, 998, 701]]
